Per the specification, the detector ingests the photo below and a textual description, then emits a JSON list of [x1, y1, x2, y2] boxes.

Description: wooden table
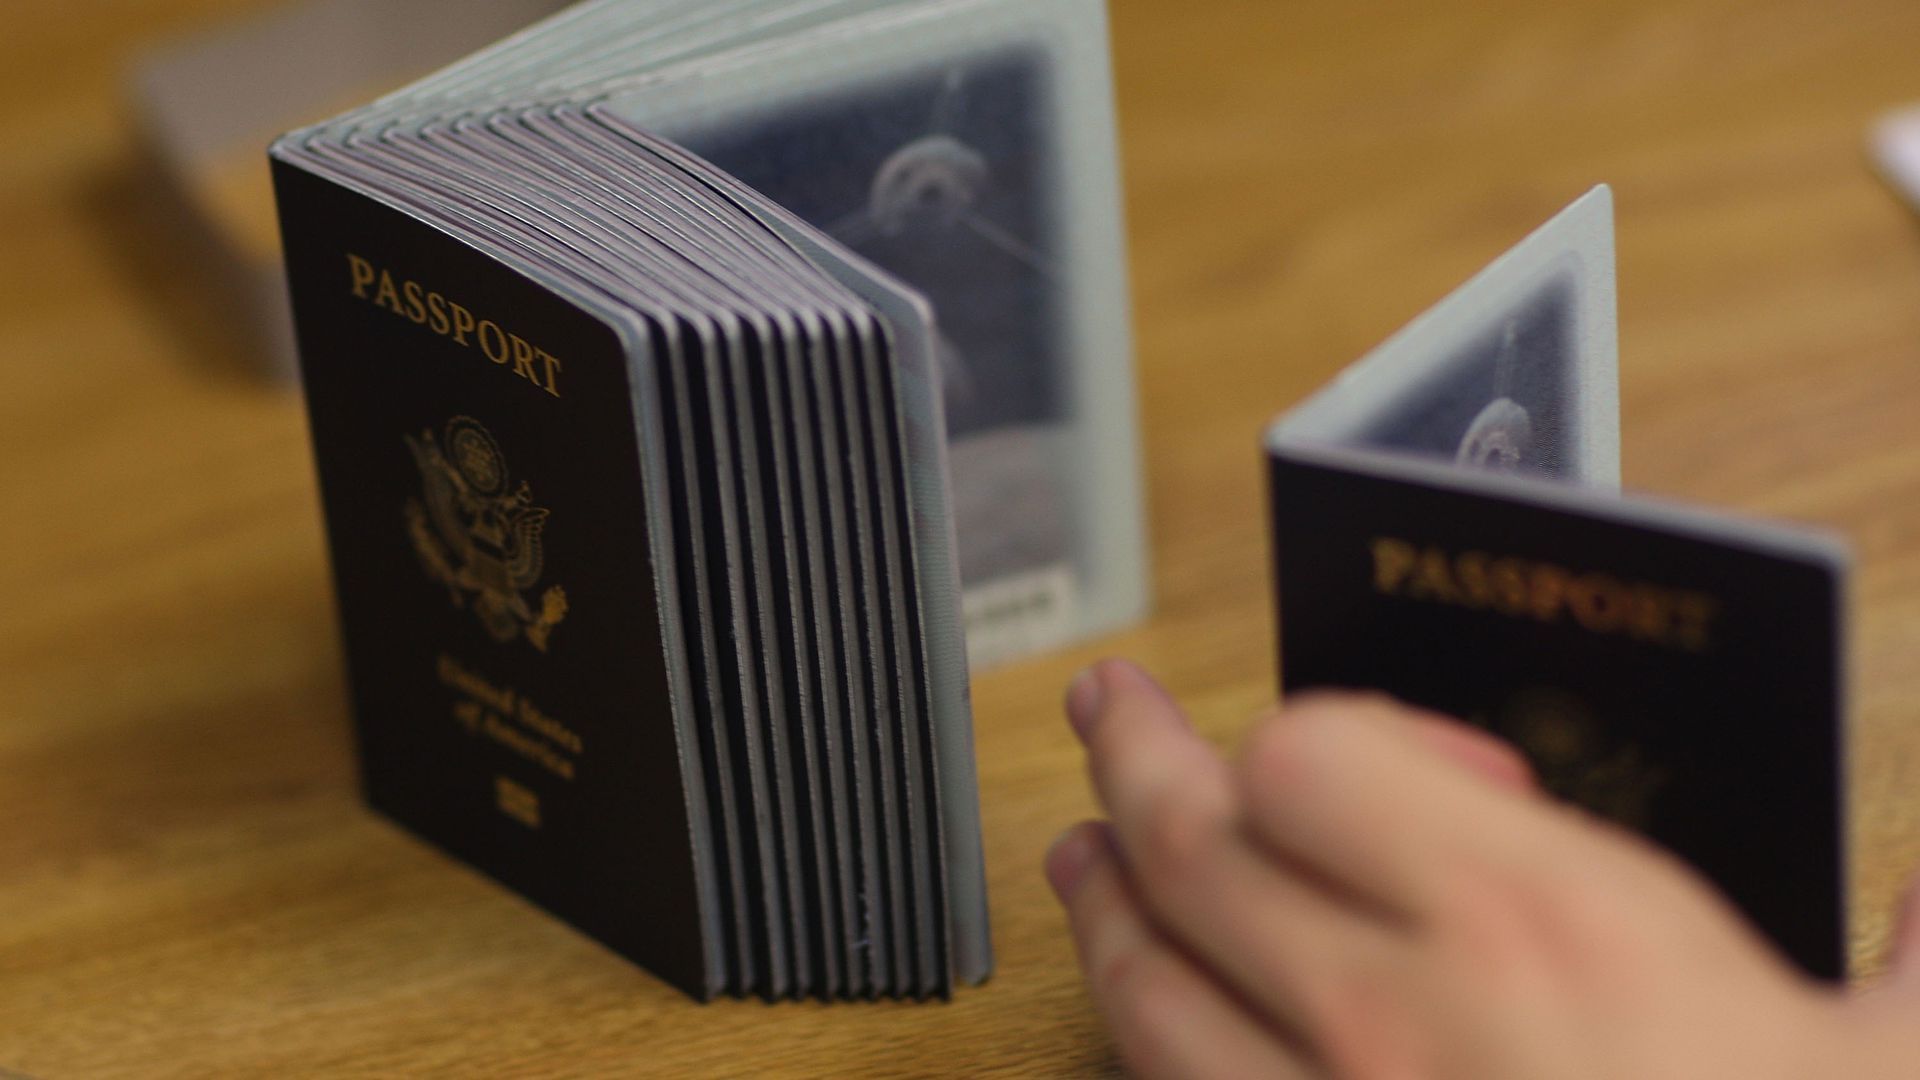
[[7, 0, 1920, 1074]]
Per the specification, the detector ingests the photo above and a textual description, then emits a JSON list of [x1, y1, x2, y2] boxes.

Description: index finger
[[1236, 693, 1568, 923]]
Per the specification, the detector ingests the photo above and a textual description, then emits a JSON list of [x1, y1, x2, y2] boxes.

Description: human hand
[[1046, 659, 1920, 1079]]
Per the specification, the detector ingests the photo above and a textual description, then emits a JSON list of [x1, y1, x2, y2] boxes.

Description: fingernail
[[1045, 826, 1099, 901], [1065, 665, 1105, 740]]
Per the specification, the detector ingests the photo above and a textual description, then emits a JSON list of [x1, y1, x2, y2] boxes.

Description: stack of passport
[[267, 0, 1148, 1000]]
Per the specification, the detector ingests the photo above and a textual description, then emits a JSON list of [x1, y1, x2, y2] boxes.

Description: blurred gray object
[[127, 0, 568, 378], [1872, 105, 1920, 213], [194, 0, 1148, 669]]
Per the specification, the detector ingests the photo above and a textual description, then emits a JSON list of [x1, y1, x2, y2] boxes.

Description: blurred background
[[5, 0, 1920, 1074]]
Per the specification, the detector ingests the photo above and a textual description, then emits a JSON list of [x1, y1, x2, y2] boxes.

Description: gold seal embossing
[[1489, 687, 1670, 829], [404, 416, 568, 649]]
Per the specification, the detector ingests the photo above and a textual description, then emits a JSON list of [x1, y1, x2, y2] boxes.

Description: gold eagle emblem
[[1490, 687, 1670, 829], [404, 416, 567, 650]]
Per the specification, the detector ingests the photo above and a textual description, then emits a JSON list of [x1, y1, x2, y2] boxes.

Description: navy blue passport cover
[[273, 161, 711, 998], [1270, 448, 1847, 980]]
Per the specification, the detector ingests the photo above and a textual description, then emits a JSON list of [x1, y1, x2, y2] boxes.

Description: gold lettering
[[477, 320, 508, 364], [436, 653, 516, 714], [1487, 557, 1529, 615], [1371, 538, 1416, 594], [508, 332, 539, 383], [347, 253, 376, 298], [1625, 585, 1673, 643], [343, 257, 564, 399], [1529, 564, 1568, 622], [1454, 551, 1493, 608], [402, 280, 429, 324], [483, 716, 575, 781], [495, 775, 541, 828], [516, 697, 584, 755], [1671, 593, 1718, 652], [1566, 574, 1630, 632], [372, 269, 402, 313], [1407, 549, 1460, 603], [448, 301, 475, 345], [439, 654, 583, 782], [1365, 540, 1718, 652]]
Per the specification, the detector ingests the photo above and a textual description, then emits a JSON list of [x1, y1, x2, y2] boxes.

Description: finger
[[1403, 714, 1537, 794], [1068, 661, 1399, 1040], [1887, 872, 1920, 989], [1066, 659, 1227, 840], [1238, 692, 1570, 923], [1281, 691, 1535, 794], [1047, 821, 1314, 1080]]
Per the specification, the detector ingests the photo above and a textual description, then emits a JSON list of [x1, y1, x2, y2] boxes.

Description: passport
[[276, 162, 714, 992], [1266, 187, 1849, 980], [260, 0, 1164, 1000]]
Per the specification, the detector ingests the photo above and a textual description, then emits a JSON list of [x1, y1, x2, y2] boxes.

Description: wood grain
[[5, 0, 1920, 1074]]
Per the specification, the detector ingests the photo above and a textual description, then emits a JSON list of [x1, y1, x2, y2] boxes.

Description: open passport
[[266, 0, 1152, 1002], [1266, 186, 1848, 980]]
